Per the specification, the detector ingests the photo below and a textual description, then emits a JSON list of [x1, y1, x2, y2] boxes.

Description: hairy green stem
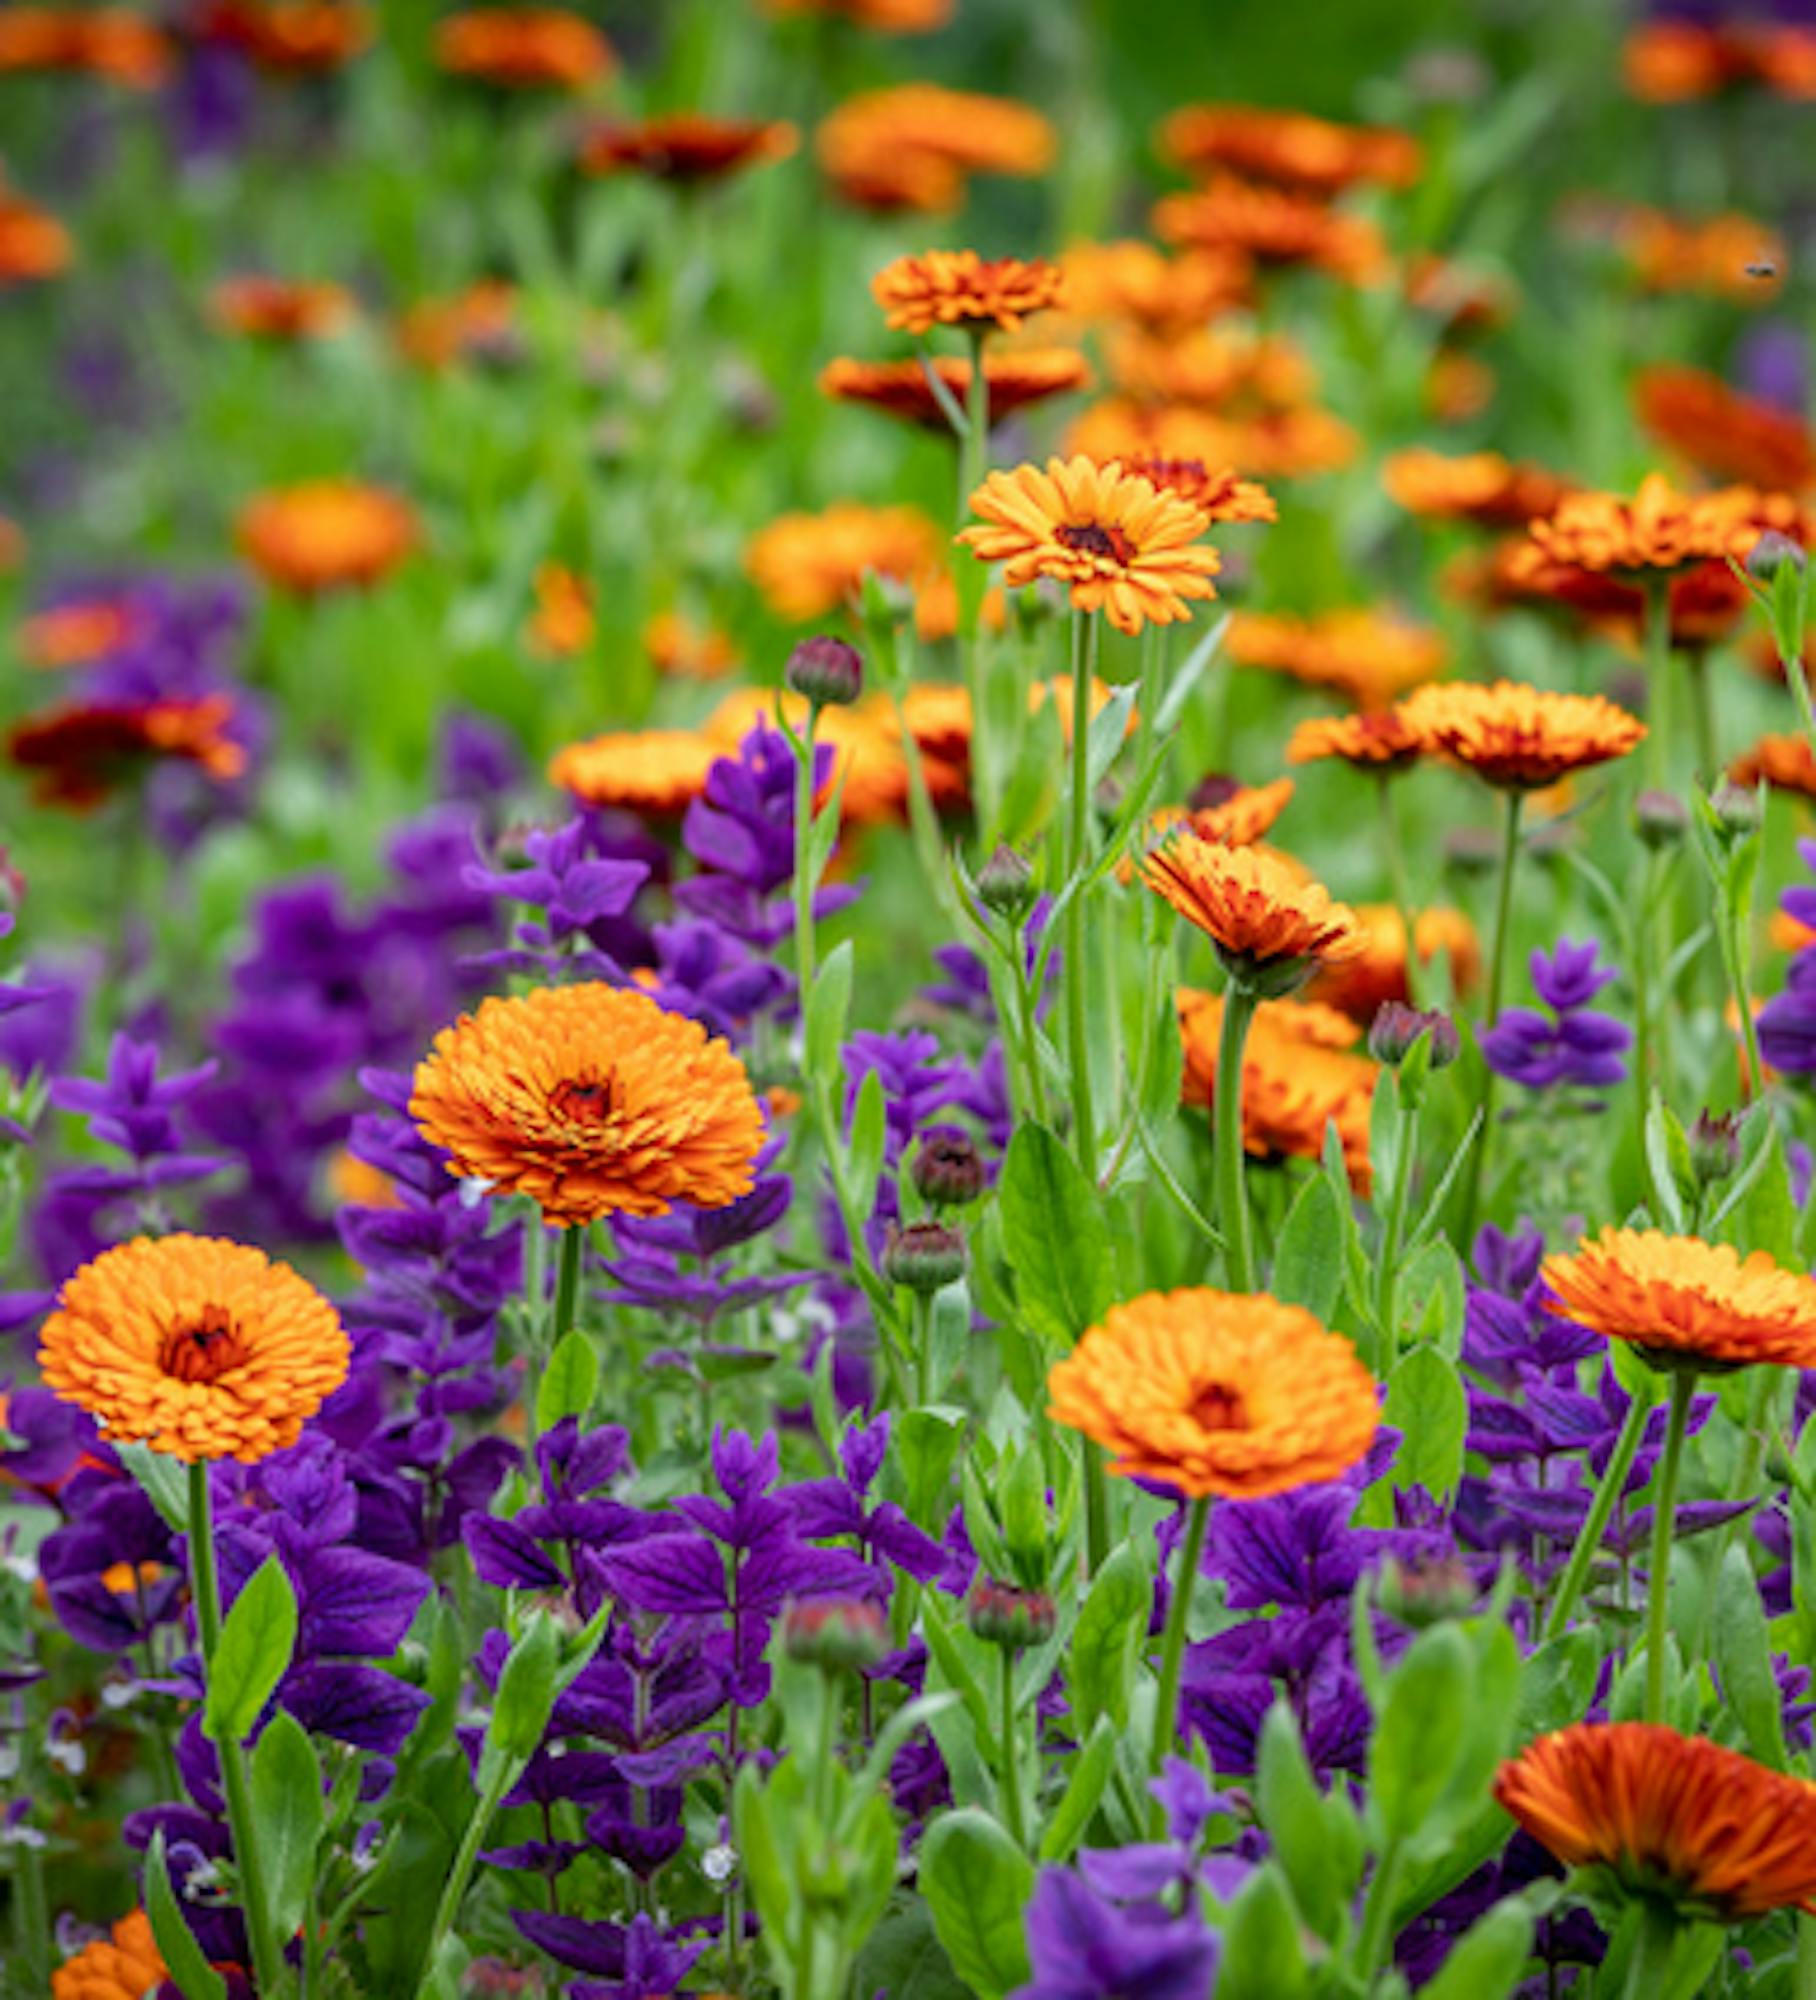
[[1212, 983, 1261, 1292], [418, 1758, 516, 1998], [1542, 1389, 1650, 1642], [1355, 1839, 1404, 1986], [1376, 774, 1420, 1008], [1063, 612, 1101, 1180], [1458, 789, 1524, 1243], [1150, 1496, 1210, 1781], [1645, 1370, 1697, 1724], [1372, 1096, 1419, 1365]]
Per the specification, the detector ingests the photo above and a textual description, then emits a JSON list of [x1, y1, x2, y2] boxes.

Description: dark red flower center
[[1187, 1379, 1248, 1431], [1056, 521, 1136, 566], [159, 1305, 247, 1385], [552, 1075, 619, 1124]]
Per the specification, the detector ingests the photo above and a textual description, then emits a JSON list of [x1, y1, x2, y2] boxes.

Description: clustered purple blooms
[[1480, 937, 1631, 1093], [1759, 837, 1816, 1075]]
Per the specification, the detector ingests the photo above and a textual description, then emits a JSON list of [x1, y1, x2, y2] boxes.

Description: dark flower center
[[1187, 1379, 1248, 1431], [1056, 520, 1135, 566], [159, 1305, 247, 1385], [552, 1075, 619, 1124]]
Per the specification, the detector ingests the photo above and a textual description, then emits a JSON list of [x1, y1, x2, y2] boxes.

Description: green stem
[[12, 1810, 48, 1989], [1006, 917, 1053, 1129], [1372, 1098, 1419, 1364], [189, 1461, 288, 1999], [911, 1290, 933, 1407], [1644, 1370, 1696, 1725], [1211, 983, 1261, 1292], [1082, 1439, 1110, 1583], [1355, 1839, 1403, 1985], [1542, 1387, 1651, 1642], [1149, 1496, 1210, 1780], [1622, 1899, 1682, 2000], [962, 325, 990, 512], [1063, 611, 1101, 1180], [1686, 649, 1717, 783], [1377, 775, 1420, 1009], [1458, 789, 1524, 1243], [1630, 854, 1657, 1192], [1645, 578, 1674, 792], [417, 1760, 515, 1999], [1796, 1912, 1816, 2000], [999, 1647, 1028, 1850], [793, 698, 823, 1007], [1718, 882, 1765, 1106]]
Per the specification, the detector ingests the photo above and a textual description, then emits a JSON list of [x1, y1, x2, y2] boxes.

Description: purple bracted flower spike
[[1480, 936, 1631, 1092]]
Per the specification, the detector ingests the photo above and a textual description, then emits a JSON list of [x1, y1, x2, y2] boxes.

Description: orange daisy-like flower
[[910, 569, 1009, 645], [1399, 680, 1646, 790], [1635, 365, 1816, 495], [819, 349, 1091, 431], [1066, 398, 1357, 482], [236, 480, 418, 595], [1228, 609, 1446, 711], [1622, 20, 1740, 101], [410, 983, 766, 1229], [1287, 709, 1424, 773], [1382, 448, 1576, 530], [0, 8, 170, 85], [51, 1908, 168, 2000], [526, 562, 594, 658], [644, 609, 740, 682], [1305, 903, 1481, 1021], [1056, 239, 1252, 332], [1160, 103, 1421, 195], [816, 84, 1052, 213], [395, 280, 519, 372], [1611, 205, 1786, 304], [433, 8, 614, 90], [1497, 1722, 1816, 1921], [15, 595, 144, 671], [1524, 471, 1807, 578], [0, 187, 71, 284], [1154, 175, 1389, 285], [548, 728, 721, 818], [1105, 326, 1315, 411], [746, 502, 945, 622], [1731, 732, 1816, 801], [8, 696, 245, 810], [209, 274, 356, 343], [1048, 1286, 1378, 1500], [871, 249, 1064, 337], [579, 114, 797, 184], [194, 0, 373, 73], [957, 455, 1220, 637], [38, 1235, 349, 1464], [1143, 835, 1365, 978], [1117, 458, 1276, 524], [764, 0, 951, 29], [1425, 348, 1496, 425], [1760, 25, 1816, 95], [1543, 1227, 1816, 1372]]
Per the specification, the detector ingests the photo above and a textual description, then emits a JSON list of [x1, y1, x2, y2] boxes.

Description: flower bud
[[912, 1130, 987, 1210], [1633, 789, 1688, 850], [1710, 782, 1762, 840], [782, 1597, 888, 1673], [1376, 1553, 1477, 1630], [1748, 530, 1807, 581], [882, 1219, 966, 1293], [784, 634, 864, 709], [1368, 1002, 1461, 1071], [1688, 1109, 1743, 1189], [1442, 825, 1501, 878], [1187, 773, 1242, 813], [966, 1577, 1056, 1651], [975, 844, 1037, 922]]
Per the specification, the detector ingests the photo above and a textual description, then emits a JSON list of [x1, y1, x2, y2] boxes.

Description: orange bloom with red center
[[1635, 365, 1816, 495], [1382, 448, 1576, 530], [237, 480, 418, 595], [209, 274, 355, 342], [816, 85, 1051, 213], [395, 281, 519, 372], [1143, 835, 1365, 975], [1622, 20, 1744, 100], [1287, 709, 1424, 772], [746, 502, 944, 622], [644, 609, 740, 681], [410, 983, 766, 1229], [1066, 399, 1357, 481], [16, 596, 144, 670], [8, 696, 245, 810], [1543, 1227, 1816, 1372], [819, 349, 1091, 431], [1399, 680, 1646, 790], [0, 8, 170, 84], [1048, 1286, 1378, 1500], [1760, 25, 1816, 94], [1731, 732, 1816, 800], [764, 0, 951, 29], [958, 455, 1220, 637], [1524, 472, 1807, 577], [1159, 103, 1421, 194], [526, 563, 594, 658], [1185, 774, 1295, 848], [1057, 239, 1252, 332], [0, 187, 72, 283], [548, 729, 721, 818], [580, 115, 797, 183], [1117, 458, 1276, 524], [872, 249, 1064, 337], [1154, 176, 1389, 284], [51, 1908, 168, 2000], [1228, 610, 1446, 711], [1498, 1722, 1816, 1921], [433, 8, 613, 89], [1305, 904, 1481, 1021], [193, 0, 372, 73], [38, 1235, 349, 1464]]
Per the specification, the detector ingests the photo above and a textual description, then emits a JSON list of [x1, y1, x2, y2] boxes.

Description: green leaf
[[1383, 1346, 1467, 1501], [1369, 1625, 1473, 1844], [851, 1906, 971, 2000], [1269, 1173, 1345, 1322], [1514, 1628, 1601, 1741], [1038, 1715, 1117, 1863], [896, 1408, 967, 1533], [250, 1710, 325, 1941], [1083, 684, 1138, 793], [116, 1442, 191, 1533], [1153, 614, 1229, 736], [1066, 1537, 1152, 1731], [1712, 1544, 1788, 1769], [205, 1556, 297, 1747], [997, 1122, 1114, 1344], [1215, 1862, 1310, 2000], [479, 1612, 562, 1791], [1417, 1898, 1535, 2000], [921, 1807, 1035, 2000], [536, 1326, 599, 1431], [146, 1831, 227, 2000], [804, 939, 853, 1082], [846, 1068, 889, 1212], [1643, 1096, 1692, 1233], [1255, 1704, 1345, 1941]]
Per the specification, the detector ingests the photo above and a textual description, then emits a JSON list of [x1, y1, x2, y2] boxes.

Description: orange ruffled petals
[[1142, 835, 1365, 969], [1398, 679, 1646, 790]]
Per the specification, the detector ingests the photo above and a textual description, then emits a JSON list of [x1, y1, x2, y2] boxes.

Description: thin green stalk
[[1717, 883, 1765, 1106], [12, 1812, 48, 1989], [1211, 983, 1260, 1292], [999, 1647, 1028, 1849], [961, 325, 989, 513], [1796, 1912, 1816, 2000], [1063, 612, 1101, 1180], [1622, 1900, 1682, 2000], [551, 1224, 583, 1347], [417, 1758, 516, 1999], [189, 1461, 287, 2000], [1082, 1436, 1110, 1584], [1355, 1839, 1403, 1986], [1372, 1095, 1419, 1363], [1006, 919, 1053, 1129], [1686, 649, 1717, 782], [1630, 853, 1658, 1191], [1542, 1388, 1650, 1642], [911, 1290, 933, 1407], [793, 698, 823, 1005], [1645, 1370, 1697, 1724], [1377, 775, 1420, 1008], [1645, 577, 1674, 791], [1149, 1496, 1210, 1780], [1458, 789, 1524, 1243]]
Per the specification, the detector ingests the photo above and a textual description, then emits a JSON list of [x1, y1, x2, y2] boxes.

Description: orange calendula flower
[[1057, 239, 1252, 332], [8, 696, 245, 810], [1287, 709, 1424, 772], [395, 280, 520, 372], [580, 114, 798, 183], [1228, 609, 1446, 711], [51, 1908, 168, 2000], [410, 983, 766, 1228], [1622, 20, 1738, 100], [1105, 326, 1315, 410], [872, 249, 1064, 337], [1523, 472, 1807, 578], [819, 349, 1091, 431], [1143, 835, 1365, 977], [1382, 448, 1576, 530], [236, 480, 418, 595], [1731, 732, 1816, 801], [764, 0, 952, 30], [1159, 103, 1421, 194], [746, 502, 945, 622], [910, 569, 1008, 644], [38, 1235, 350, 1464], [1542, 1227, 1816, 1372], [0, 8, 170, 85], [958, 455, 1220, 637], [1117, 458, 1276, 524], [644, 609, 741, 681], [209, 274, 355, 342], [195, 0, 373, 73], [1599, 203, 1787, 303], [1497, 1722, 1816, 1921], [1305, 904, 1481, 1021], [526, 563, 594, 658], [433, 8, 614, 89], [1154, 175, 1389, 285], [1048, 1286, 1378, 1500], [1635, 365, 1816, 495], [816, 84, 1053, 214], [16, 596, 144, 670], [548, 728, 721, 818], [1066, 398, 1357, 482], [0, 187, 72, 283], [1399, 680, 1646, 790], [327, 1146, 399, 1213]]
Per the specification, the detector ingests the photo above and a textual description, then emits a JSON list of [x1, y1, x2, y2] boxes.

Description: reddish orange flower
[[1400, 680, 1646, 789], [15, 596, 144, 671], [0, 187, 71, 283], [525, 563, 594, 658], [1635, 365, 1816, 495], [0, 518, 21, 573], [193, 0, 373, 72], [1154, 175, 1389, 284], [1424, 348, 1497, 425], [1759, 25, 1816, 95], [1067, 398, 1357, 481], [1523, 472, 1808, 578], [1304, 904, 1481, 1021], [746, 502, 944, 621], [1287, 709, 1424, 772], [1116, 458, 1276, 524], [1143, 835, 1365, 977], [209, 274, 355, 342], [39, 1234, 349, 1463], [642, 610, 739, 682], [433, 8, 614, 89], [8, 696, 245, 809], [1056, 239, 1252, 332], [872, 249, 1064, 337], [51, 1908, 169, 2000], [819, 349, 1091, 430], [410, 983, 767, 1228], [580, 114, 797, 183], [548, 729, 721, 818], [1730, 732, 1816, 801], [1228, 609, 1446, 710], [1048, 1285, 1378, 1499], [763, 0, 951, 29], [1497, 1723, 1816, 1922], [1106, 325, 1315, 411], [1382, 448, 1576, 529], [395, 281, 519, 372], [1602, 203, 1786, 303], [236, 480, 418, 595], [0, 8, 170, 84], [816, 84, 1052, 213], [1159, 103, 1421, 194], [1622, 20, 1737, 100]]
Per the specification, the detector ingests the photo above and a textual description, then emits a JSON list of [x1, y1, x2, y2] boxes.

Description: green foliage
[[204, 1557, 298, 1748]]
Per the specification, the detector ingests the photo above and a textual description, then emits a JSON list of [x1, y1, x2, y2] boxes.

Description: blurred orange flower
[[209, 274, 355, 342], [1228, 609, 1446, 710], [1159, 103, 1421, 194], [764, 0, 951, 30], [580, 115, 798, 183], [8, 696, 245, 810], [1400, 680, 1646, 790], [1635, 365, 1816, 494], [1057, 239, 1252, 331], [1068, 398, 1356, 480], [644, 610, 741, 681], [433, 8, 614, 89], [548, 729, 721, 817], [1305, 903, 1481, 1020], [16, 596, 144, 671], [872, 249, 1064, 336], [237, 480, 418, 595], [1730, 732, 1816, 801], [1116, 458, 1276, 523], [1522, 472, 1807, 577], [193, 0, 373, 73], [746, 502, 944, 621], [395, 281, 519, 372], [0, 7, 170, 85], [1287, 709, 1424, 772], [50, 1909, 167, 2000], [526, 563, 594, 658], [1382, 448, 1575, 529], [819, 349, 1091, 430], [817, 84, 1052, 213], [1155, 175, 1389, 284], [0, 187, 72, 284]]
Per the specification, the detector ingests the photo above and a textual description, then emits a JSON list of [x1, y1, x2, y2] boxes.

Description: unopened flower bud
[[1688, 1109, 1743, 1189], [1442, 825, 1501, 878], [782, 1597, 887, 1673], [912, 1130, 986, 1209], [1711, 782, 1762, 840], [1377, 1553, 1477, 1630], [976, 844, 1036, 921], [1748, 530, 1807, 581], [785, 635, 864, 709], [966, 1577, 1056, 1651], [1633, 789, 1688, 850], [1187, 773, 1242, 813], [882, 1219, 966, 1293], [1368, 1002, 1460, 1071]]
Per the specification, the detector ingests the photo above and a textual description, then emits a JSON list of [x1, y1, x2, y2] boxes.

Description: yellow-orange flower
[[1731, 732, 1816, 801], [0, 8, 170, 84], [764, 0, 951, 30], [1106, 325, 1315, 410], [410, 983, 766, 1228], [195, 0, 373, 73], [548, 728, 721, 818], [1287, 709, 1424, 772], [1382, 448, 1576, 529], [526, 563, 594, 658], [1228, 609, 1445, 710], [51, 1908, 168, 2000], [644, 609, 740, 681], [910, 569, 1009, 644], [746, 502, 944, 622], [817, 85, 1052, 215], [1497, 1723, 1816, 1921], [958, 455, 1220, 637], [433, 8, 614, 89], [395, 281, 519, 372], [1154, 175, 1389, 284], [38, 1235, 349, 1464], [1056, 239, 1252, 332], [1066, 398, 1357, 481], [236, 480, 418, 595], [819, 349, 1091, 431], [7, 696, 245, 810], [1159, 103, 1421, 194], [209, 274, 355, 342], [1635, 365, 1816, 495], [1116, 458, 1276, 524], [1399, 680, 1646, 790], [1143, 835, 1365, 974], [580, 115, 797, 183], [0, 187, 71, 284], [16, 595, 144, 671], [1524, 471, 1807, 577], [1048, 1286, 1378, 1500], [1305, 904, 1481, 1021], [871, 249, 1064, 337], [1542, 1227, 1816, 1372]]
